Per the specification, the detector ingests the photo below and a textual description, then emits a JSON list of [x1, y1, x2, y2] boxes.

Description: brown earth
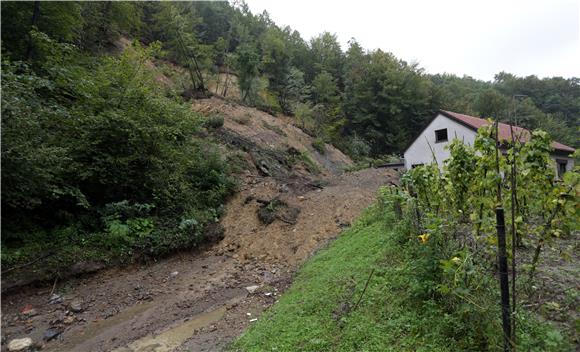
[[1, 167, 398, 352], [1, 94, 400, 351]]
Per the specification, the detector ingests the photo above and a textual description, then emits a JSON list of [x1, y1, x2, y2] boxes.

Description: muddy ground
[[1, 167, 399, 352]]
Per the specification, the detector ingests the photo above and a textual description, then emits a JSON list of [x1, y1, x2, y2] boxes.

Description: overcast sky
[[244, 0, 580, 81]]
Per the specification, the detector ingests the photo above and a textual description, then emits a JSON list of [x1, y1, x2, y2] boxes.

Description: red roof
[[440, 110, 575, 153]]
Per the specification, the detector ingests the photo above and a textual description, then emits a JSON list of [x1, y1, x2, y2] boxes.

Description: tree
[[1, 1, 82, 59], [312, 71, 339, 106], [310, 32, 344, 86], [234, 42, 260, 102], [343, 50, 436, 154], [79, 1, 141, 51], [282, 67, 309, 114], [261, 27, 291, 111], [474, 88, 509, 119]]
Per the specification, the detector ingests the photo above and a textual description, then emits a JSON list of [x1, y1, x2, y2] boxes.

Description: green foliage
[[474, 88, 509, 119], [312, 138, 326, 154], [289, 150, 321, 174], [1, 1, 82, 58], [1, 34, 234, 273], [399, 126, 579, 347], [234, 42, 261, 103], [232, 193, 570, 351], [205, 113, 225, 129], [343, 49, 438, 154]]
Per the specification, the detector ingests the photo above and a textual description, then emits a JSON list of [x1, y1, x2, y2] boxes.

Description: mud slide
[[1, 168, 398, 352]]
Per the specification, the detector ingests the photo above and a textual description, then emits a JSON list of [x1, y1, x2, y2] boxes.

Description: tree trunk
[[26, 1, 41, 60]]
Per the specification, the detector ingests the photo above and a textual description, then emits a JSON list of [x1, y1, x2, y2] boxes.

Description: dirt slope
[[1, 96, 398, 351], [1, 168, 397, 352], [192, 97, 352, 177]]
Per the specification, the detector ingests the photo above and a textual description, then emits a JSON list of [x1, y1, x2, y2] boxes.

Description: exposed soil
[[1, 93, 380, 352], [1, 161, 398, 352]]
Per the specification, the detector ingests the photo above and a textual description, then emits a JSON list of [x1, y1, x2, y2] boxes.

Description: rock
[[43, 328, 61, 341], [69, 260, 105, 276], [23, 309, 37, 317], [69, 299, 83, 313], [63, 316, 75, 325], [170, 271, 179, 277], [7, 337, 33, 351], [204, 223, 225, 243], [21, 305, 37, 317], [245, 285, 260, 294], [48, 294, 63, 305]]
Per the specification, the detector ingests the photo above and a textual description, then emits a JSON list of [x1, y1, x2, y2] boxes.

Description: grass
[[297, 151, 321, 174], [262, 121, 287, 136], [231, 203, 571, 351]]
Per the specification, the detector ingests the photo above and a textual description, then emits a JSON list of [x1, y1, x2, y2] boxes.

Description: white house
[[403, 110, 575, 177]]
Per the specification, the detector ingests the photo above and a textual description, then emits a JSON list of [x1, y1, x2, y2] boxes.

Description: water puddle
[[54, 301, 157, 352], [112, 306, 226, 352]]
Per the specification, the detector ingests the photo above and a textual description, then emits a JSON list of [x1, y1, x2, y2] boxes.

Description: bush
[[1, 38, 235, 275], [312, 138, 326, 154], [344, 134, 371, 160], [205, 114, 225, 129], [233, 114, 251, 125]]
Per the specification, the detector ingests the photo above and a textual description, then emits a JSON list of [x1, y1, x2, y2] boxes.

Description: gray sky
[[245, 0, 580, 81]]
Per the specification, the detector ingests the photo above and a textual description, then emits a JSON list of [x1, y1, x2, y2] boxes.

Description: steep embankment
[[1, 97, 398, 352], [193, 96, 352, 177]]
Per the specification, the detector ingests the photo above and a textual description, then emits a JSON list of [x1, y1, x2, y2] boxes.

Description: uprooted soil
[[1, 96, 400, 351], [1, 167, 398, 352]]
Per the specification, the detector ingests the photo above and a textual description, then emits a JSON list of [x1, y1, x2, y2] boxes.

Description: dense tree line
[[4, 1, 577, 156], [1, 2, 236, 270], [1, 1, 578, 271]]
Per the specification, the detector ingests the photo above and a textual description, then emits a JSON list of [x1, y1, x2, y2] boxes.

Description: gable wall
[[403, 113, 478, 169]]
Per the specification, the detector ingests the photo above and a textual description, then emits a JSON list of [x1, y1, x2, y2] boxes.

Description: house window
[[435, 128, 448, 143], [557, 159, 567, 178]]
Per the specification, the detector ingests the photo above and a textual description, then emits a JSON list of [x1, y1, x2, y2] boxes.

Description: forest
[[1, 1, 579, 278]]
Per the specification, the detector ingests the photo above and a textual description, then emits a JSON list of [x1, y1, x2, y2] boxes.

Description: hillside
[[1, 2, 578, 352], [1, 95, 398, 351]]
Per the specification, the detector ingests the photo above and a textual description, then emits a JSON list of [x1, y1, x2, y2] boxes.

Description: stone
[[48, 294, 62, 305], [170, 271, 179, 277], [43, 328, 61, 341], [21, 305, 37, 317], [7, 337, 33, 351], [69, 299, 83, 313], [245, 285, 260, 294]]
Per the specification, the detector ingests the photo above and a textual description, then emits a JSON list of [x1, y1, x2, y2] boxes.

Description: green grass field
[[230, 203, 570, 352]]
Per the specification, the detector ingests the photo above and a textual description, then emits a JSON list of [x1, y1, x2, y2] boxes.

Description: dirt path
[[1, 168, 398, 352]]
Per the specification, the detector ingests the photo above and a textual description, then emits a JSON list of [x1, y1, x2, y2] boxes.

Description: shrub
[[205, 114, 225, 129], [1, 39, 235, 275], [297, 151, 321, 174], [233, 114, 251, 125], [262, 121, 286, 136], [312, 138, 326, 154], [345, 134, 371, 160]]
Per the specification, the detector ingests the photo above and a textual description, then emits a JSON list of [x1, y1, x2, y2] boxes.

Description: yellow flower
[[451, 257, 461, 264], [418, 233, 430, 244]]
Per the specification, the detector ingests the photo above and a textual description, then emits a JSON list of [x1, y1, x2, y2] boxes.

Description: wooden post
[[494, 120, 511, 351], [496, 207, 511, 351]]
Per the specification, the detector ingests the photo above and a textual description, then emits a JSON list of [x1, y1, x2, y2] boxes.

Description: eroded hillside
[[1, 97, 398, 352]]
